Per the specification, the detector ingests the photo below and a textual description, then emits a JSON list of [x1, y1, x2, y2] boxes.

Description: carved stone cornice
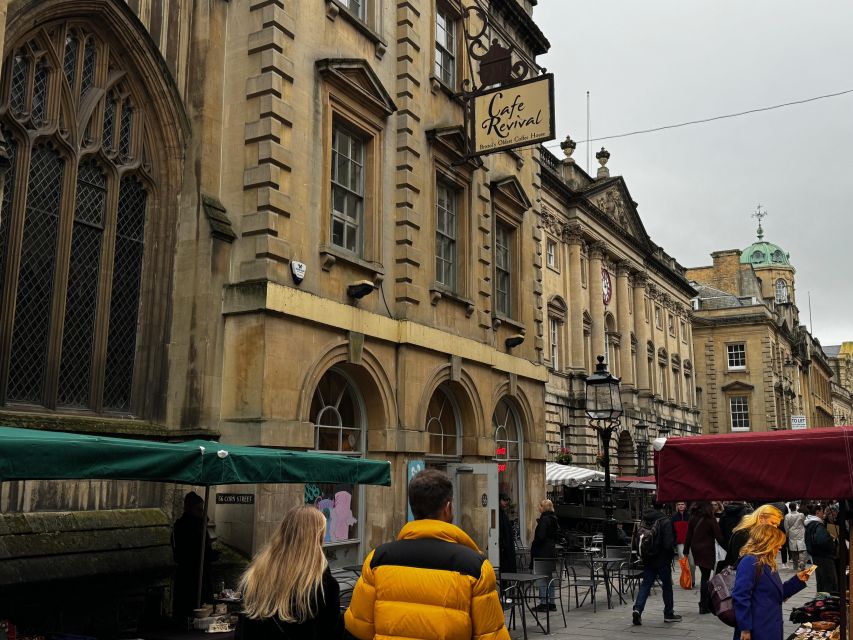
[[615, 260, 632, 278], [632, 271, 649, 289], [647, 283, 661, 300], [540, 206, 565, 238]]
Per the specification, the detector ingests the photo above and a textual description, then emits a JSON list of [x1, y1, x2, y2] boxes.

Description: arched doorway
[[493, 397, 523, 542]]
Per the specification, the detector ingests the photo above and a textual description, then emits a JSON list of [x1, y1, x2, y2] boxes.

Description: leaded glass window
[[0, 26, 152, 415]]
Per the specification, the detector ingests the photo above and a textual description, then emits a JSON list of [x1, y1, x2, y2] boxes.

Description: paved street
[[508, 563, 817, 639]]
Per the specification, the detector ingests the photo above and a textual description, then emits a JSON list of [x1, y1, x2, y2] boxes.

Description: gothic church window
[[775, 278, 789, 304], [0, 26, 152, 413]]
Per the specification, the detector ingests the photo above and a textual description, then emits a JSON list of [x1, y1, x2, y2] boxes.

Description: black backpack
[[635, 517, 663, 559]]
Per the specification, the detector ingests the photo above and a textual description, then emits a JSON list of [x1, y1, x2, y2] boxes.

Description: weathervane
[[752, 204, 768, 240]]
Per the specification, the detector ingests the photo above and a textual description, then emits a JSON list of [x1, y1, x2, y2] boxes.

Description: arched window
[[0, 25, 152, 413], [311, 368, 363, 452], [775, 278, 789, 304], [309, 367, 364, 548], [425, 384, 460, 457]]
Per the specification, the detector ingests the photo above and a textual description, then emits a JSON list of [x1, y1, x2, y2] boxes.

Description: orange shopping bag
[[679, 556, 693, 589]]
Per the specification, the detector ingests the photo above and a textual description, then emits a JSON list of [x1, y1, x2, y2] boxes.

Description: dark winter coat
[[637, 509, 675, 569], [683, 513, 724, 570], [498, 506, 517, 574], [805, 517, 836, 559], [726, 528, 750, 567], [235, 568, 344, 640], [172, 513, 219, 618], [529, 511, 560, 569], [718, 503, 751, 549]]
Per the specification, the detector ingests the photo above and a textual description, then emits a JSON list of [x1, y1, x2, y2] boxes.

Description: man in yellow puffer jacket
[[345, 469, 510, 640]]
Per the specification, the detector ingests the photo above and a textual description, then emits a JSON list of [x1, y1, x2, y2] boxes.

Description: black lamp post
[[585, 355, 623, 546], [635, 422, 649, 477]]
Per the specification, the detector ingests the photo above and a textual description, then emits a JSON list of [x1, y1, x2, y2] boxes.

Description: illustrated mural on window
[[305, 482, 358, 543], [0, 25, 151, 412]]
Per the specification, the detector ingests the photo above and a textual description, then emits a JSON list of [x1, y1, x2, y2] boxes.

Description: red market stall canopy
[[656, 426, 853, 503], [0, 425, 392, 486]]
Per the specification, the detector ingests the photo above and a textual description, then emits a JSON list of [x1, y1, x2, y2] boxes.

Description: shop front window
[[308, 368, 364, 562]]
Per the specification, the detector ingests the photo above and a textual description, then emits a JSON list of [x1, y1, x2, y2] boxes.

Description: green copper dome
[[740, 240, 792, 267]]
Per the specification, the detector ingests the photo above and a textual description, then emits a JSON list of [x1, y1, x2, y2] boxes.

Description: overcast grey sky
[[535, 1, 853, 346]]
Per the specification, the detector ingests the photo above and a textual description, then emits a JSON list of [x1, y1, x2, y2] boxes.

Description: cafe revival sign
[[470, 73, 555, 157]]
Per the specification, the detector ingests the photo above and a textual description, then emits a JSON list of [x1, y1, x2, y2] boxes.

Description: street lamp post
[[585, 355, 623, 547], [635, 422, 649, 476]]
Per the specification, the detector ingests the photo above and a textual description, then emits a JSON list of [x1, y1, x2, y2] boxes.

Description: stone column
[[565, 223, 586, 372], [633, 272, 650, 392], [588, 242, 607, 367], [616, 262, 634, 387]]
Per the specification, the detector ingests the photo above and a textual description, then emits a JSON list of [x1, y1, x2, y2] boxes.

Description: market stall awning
[[0, 426, 391, 486], [614, 475, 657, 490], [655, 427, 853, 502], [545, 462, 605, 487]]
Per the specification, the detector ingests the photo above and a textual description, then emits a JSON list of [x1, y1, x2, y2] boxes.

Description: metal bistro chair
[[599, 545, 632, 606], [532, 557, 567, 633], [562, 551, 599, 613], [584, 533, 604, 555], [617, 552, 646, 601]]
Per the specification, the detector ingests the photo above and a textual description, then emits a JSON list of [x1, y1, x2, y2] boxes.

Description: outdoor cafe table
[[590, 556, 627, 608], [500, 572, 549, 639]]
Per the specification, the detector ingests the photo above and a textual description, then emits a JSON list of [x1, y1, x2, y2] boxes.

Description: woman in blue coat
[[733, 524, 811, 640]]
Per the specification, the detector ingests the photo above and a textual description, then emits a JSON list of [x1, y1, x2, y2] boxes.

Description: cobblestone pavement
[[507, 563, 819, 640]]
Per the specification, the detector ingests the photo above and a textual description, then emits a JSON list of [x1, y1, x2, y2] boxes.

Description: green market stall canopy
[[0, 426, 392, 486]]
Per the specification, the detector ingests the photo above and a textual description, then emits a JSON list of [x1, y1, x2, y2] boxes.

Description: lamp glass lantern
[[584, 356, 623, 421]]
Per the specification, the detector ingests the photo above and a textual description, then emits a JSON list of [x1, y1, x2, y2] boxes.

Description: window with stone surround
[[548, 297, 566, 371], [494, 221, 513, 317], [727, 343, 747, 370], [0, 26, 153, 413], [730, 396, 750, 431], [435, 180, 458, 291], [434, 5, 457, 90], [331, 124, 365, 256], [775, 278, 789, 304], [339, 0, 365, 21], [680, 320, 687, 342], [546, 237, 557, 270], [654, 305, 662, 329]]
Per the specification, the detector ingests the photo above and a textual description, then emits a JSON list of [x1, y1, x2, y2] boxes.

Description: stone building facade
[[825, 343, 853, 425], [538, 145, 701, 475], [687, 227, 834, 433], [0, 0, 552, 625]]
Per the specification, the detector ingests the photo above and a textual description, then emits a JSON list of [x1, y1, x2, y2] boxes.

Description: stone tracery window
[[0, 24, 151, 413], [425, 384, 460, 457]]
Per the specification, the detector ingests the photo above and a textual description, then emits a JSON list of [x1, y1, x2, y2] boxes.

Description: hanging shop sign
[[470, 74, 555, 157]]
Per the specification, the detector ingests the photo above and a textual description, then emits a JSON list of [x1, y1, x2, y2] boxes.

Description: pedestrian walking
[[804, 503, 838, 593], [725, 504, 783, 568], [784, 502, 806, 570], [235, 506, 344, 639], [345, 469, 510, 640], [683, 501, 724, 614], [631, 501, 682, 626], [530, 498, 560, 611], [732, 524, 811, 640], [672, 501, 695, 588]]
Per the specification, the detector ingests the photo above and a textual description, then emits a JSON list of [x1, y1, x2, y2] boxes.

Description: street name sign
[[216, 493, 255, 504]]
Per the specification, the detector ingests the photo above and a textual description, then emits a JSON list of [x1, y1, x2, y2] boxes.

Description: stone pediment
[[582, 178, 652, 249], [316, 58, 396, 117], [426, 126, 484, 169], [492, 176, 532, 212], [721, 381, 755, 393]]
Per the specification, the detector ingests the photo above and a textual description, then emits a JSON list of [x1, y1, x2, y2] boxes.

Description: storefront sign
[[470, 74, 555, 157], [216, 493, 254, 505], [791, 415, 807, 430]]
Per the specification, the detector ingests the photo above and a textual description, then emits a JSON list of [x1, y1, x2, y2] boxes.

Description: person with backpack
[[804, 502, 838, 593], [732, 524, 811, 640], [684, 501, 725, 614], [631, 502, 682, 626]]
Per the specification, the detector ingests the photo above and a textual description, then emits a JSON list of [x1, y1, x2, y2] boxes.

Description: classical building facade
[[538, 145, 701, 475], [826, 343, 853, 425], [0, 0, 553, 625], [687, 226, 834, 433]]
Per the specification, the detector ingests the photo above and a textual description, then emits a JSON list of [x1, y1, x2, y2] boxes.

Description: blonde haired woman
[[725, 504, 783, 567], [235, 505, 343, 639], [530, 499, 560, 612], [732, 524, 810, 640]]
